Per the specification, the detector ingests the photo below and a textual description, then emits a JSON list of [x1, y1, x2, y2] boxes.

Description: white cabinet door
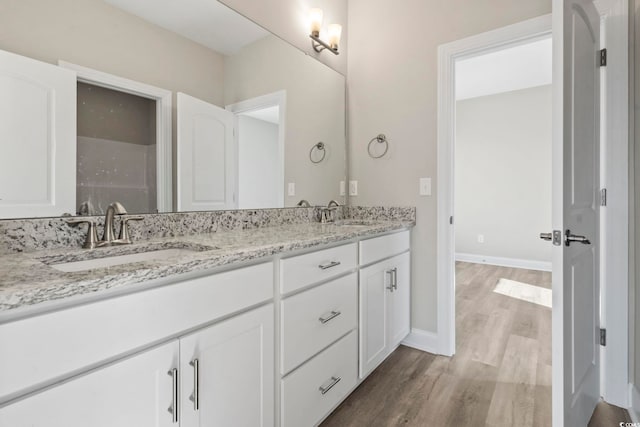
[[177, 92, 236, 212], [359, 259, 390, 378], [0, 341, 179, 427], [359, 252, 411, 378], [388, 252, 411, 349], [0, 48, 76, 218], [180, 304, 274, 427]]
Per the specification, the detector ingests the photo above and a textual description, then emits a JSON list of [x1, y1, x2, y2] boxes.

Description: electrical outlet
[[419, 177, 431, 196], [340, 181, 346, 196], [288, 183, 295, 196], [477, 234, 484, 244], [349, 180, 358, 196]]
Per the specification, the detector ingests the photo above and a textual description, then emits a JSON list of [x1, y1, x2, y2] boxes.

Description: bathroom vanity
[[0, 217, 413, 426]]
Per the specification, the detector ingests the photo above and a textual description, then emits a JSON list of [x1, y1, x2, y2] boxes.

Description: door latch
[[539, 230, 562, 246]]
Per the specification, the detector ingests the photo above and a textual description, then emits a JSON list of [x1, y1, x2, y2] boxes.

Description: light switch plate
[[419, 177, 432, 196], [477, 234, 484, 244], [288, 183, 295, 196], [340, 181, 346, 196], [349, 180, 358, 196]]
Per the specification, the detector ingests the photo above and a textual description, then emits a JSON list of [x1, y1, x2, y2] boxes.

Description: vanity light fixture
[[309, 8, 341, 55]]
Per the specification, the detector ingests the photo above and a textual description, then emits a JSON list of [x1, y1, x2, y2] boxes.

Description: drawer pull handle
[[190, 359, 199, 411], [168, 368, 179, 423], [319, 376, 342, 395], [319, 310, 342, 324], [319, 261, 341, 270]]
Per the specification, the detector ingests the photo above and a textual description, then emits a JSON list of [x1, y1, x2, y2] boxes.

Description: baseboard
[[455, 252, 552, 272], [630, 384, 640, 422], [402, 328, 440, 354]]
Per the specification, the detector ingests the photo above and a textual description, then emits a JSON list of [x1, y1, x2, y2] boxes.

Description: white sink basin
[[51, 248, 199, 272]]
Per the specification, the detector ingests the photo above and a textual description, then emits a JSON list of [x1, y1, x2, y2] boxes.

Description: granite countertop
[[0, 220, 413, 317]]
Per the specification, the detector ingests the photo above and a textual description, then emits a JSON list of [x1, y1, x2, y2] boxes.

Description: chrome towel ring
[[368, 134, 389, 159], [310, 142, 326, 163]]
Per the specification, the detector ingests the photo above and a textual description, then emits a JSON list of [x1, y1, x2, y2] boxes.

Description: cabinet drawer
[[281, 273, 357, 374], [359, 230, 410, 265], [0, 262, 273, 401], [281, 331, 357, 427], [280, 243, 356, 294]]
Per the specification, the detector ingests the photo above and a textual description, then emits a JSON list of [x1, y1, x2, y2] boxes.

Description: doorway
[[76, 82, 158, 215], [226, 91, 286, 209]]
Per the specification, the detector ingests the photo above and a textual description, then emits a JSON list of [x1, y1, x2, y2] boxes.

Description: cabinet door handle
[[190, 359, 200, 411], [319, 310, 341, 324], [391, 268, 398, 290], [319, 376, 341, 395], [386, 269, 395, 292], [318, 261, 341, 270], [168, 368, 179, 423]]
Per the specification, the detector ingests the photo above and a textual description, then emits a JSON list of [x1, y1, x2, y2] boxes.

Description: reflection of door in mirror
[[76, 83, 157, 215], [0, 49, 76, 219], [177, 93, 236, 212]]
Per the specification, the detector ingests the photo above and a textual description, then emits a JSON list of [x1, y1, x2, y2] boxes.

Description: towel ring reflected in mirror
[[368, 134, 389, 159], [310, 142, 326, 163]]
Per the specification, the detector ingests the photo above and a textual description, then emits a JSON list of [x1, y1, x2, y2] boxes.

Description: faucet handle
[[118, 215, 144, 243], [66, 218, 99, 249]]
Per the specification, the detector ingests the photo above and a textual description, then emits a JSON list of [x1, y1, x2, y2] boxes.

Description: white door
[[0, 341, 179, 427], [177, 92, 236, 211], [388, 252, 411, 349], [359, 260, 390, 378], [0, 49, 76, 218], [179, 304, 274, 427], [552, 0, 601, 425]]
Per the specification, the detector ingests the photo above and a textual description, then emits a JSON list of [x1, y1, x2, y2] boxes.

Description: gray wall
[[347, 0, 552, 333], [455, 85, 552, 264]]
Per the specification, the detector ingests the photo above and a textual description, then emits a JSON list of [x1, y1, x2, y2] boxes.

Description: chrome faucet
[[102, 202, 127, 244], [297, 199, 311, 207], [66, 202, 143, 249], [320, 200, 341, 223]]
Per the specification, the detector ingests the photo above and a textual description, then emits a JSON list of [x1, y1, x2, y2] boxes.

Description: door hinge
[[600, 188, 607, 206], [600, 328, 606, 346], [599, 48, 607, 67], [449, 216, 454, 225]]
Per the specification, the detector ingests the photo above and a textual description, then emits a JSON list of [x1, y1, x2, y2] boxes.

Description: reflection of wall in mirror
[[0, 0, 345, 213], [0, 0, 225, 211], [225, 35, 346, 207]]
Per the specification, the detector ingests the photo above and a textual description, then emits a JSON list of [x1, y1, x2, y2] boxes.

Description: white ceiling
[[104, 0, 269, 55], [455, 37, 552, 101], [241, 106, 280, 124]]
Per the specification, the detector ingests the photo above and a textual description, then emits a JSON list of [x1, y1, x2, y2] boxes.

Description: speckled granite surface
[[0, 219, 414, 316], [344, 206, 415, 222], [0, 207, 320, 255]]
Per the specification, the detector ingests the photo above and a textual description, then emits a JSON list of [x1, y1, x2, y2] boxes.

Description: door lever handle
[[564, 229, 591, 246]]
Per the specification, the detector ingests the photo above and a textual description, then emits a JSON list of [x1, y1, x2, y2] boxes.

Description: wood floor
[[321, 262, 630, 427]]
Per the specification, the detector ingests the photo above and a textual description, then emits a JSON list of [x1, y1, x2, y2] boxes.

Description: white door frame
[[58, 61, 173, 213], [436, 6, 630, 408], [226, 90, 286, 208], [436, 14, 552, 357]]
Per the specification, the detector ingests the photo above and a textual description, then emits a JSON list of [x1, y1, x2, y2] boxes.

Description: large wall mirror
[[0, 0, 346, 218]]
